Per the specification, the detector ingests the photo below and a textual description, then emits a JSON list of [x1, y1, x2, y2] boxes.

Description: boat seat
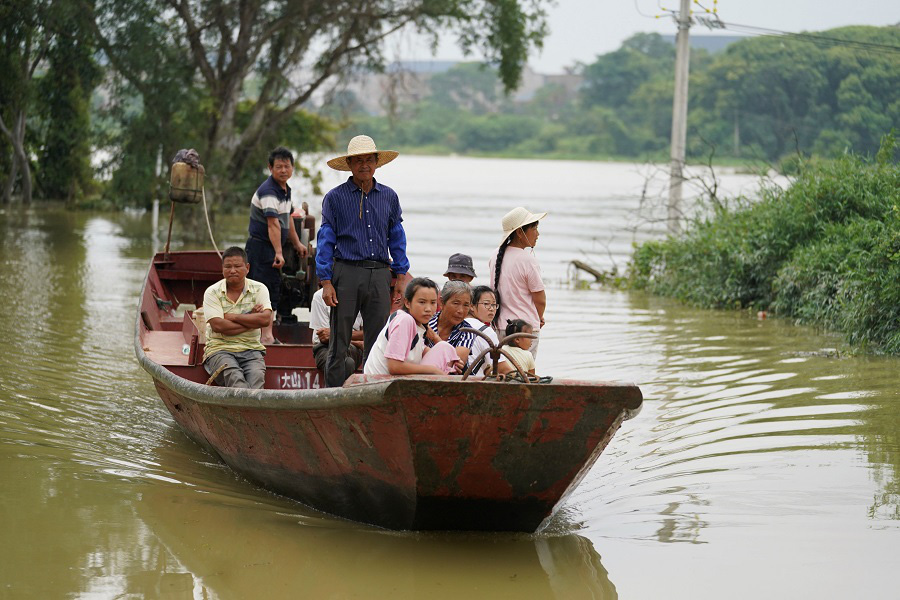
[[143, 331, 191, 366]]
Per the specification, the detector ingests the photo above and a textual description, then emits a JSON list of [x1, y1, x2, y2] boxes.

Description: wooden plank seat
[[143, 331, 190, 366], [155, 269, 221, 282]]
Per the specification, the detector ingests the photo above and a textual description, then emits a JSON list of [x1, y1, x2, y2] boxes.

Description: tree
[[0, 1, 52, 204], [429, 62, 502, 114], [36, 2, 100, 204], [579, 33, 674, 109], [86, 0, 550, 206], [697, 26, 900, 161]]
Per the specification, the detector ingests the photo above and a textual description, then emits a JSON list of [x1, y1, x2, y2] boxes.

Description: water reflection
[[132, 430, 617, 600], [654, 490, 709, 544]]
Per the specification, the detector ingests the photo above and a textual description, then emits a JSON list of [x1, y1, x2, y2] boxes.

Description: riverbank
[[628, 135, 900, 355]]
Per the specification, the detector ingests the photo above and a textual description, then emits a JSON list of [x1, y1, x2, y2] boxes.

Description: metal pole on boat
[[152, 198, 159, 254], [667, 0, 692, 235], [164, 201, 175, 258]]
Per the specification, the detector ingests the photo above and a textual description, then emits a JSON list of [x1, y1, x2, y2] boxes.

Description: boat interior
[[139, 250, 326, 390]]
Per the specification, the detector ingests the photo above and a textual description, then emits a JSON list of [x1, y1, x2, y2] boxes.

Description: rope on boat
[[205, 364, 227, 386], [201, 186, 222, 259]]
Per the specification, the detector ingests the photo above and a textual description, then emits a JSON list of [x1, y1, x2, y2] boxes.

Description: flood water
[[1, 156, 897, 598]]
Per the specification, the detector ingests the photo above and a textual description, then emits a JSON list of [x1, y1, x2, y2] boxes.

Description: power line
[[633, 1, 900, 56], [708, 19, 900, 56]]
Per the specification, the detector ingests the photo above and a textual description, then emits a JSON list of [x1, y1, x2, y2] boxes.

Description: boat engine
[[276, 208, 318, 326]]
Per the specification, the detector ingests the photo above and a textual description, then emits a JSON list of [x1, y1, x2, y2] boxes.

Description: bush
[[629, 133, 900, 354], [773, 213, 900, 353]]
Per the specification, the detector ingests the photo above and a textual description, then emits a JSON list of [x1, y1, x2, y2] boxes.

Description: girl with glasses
[[464, 286, 508, 377]]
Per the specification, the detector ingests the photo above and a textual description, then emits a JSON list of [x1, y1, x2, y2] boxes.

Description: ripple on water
[[542, 295, 892, 541], [2, 209, 898, 599]]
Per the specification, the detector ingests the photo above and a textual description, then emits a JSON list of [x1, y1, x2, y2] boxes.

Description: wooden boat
[[135, 250, 642, 532]]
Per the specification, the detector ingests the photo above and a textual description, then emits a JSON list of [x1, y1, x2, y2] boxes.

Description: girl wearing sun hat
[[487, 207, 547, 359]]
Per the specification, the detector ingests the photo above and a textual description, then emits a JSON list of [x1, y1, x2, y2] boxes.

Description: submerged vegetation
[[629, 134, 900, 355]]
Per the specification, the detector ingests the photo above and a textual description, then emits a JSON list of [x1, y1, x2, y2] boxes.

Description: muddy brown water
[[1, 156, 897, 598]]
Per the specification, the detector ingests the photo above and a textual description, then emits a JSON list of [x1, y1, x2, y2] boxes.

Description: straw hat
[[326, 135, 399, 171], [501, 207, 547, 244]]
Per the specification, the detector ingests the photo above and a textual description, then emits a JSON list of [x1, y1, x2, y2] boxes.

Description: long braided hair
[[491, 222, 537, 327], [492, 234, 513, 327]]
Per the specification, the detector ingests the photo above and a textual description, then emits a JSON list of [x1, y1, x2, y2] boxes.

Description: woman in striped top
[[424, 281, 475, 369]]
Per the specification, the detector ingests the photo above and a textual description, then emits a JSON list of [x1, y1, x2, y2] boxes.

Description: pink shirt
[[363, 310, 426, 375], [488, 246, 544, 330]]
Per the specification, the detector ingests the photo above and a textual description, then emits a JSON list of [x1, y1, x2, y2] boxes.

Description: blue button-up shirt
[[315, 177, 410, 281]]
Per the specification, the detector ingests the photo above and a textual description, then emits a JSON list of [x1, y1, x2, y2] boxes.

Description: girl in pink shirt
[[488, 207, 547, 358], [364, 278, 461, 376]]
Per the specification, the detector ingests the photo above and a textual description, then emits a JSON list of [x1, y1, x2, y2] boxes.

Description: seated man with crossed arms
[[202, 246, 272, 389]]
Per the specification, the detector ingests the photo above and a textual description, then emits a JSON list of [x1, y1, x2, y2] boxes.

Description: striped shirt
[[425, 313, 475, 349], [248, 175, 293, 242], [315, 177, 409, 281]]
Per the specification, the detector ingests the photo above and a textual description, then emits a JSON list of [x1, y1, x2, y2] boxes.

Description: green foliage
[[579, 32, 674, 109], [429, 62, 504, 114], [629, 133, 900, 354], [228, 103, 335, 208], [455, 0, 549, 91], [351, 27, 899, 164], [87, 0, 550, 209], [36, 4, 101, 204], [457, 113, 541, 152]]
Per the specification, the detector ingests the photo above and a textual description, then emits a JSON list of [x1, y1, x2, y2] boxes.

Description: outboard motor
[[274, 204, 318, 339]]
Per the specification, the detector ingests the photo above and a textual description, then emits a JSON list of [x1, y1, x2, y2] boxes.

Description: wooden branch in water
[[570, 260, 606, 282]]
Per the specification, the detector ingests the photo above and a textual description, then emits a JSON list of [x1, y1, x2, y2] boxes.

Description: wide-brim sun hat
[[501, 207, 547, 245], [326, 135, 399, 171]]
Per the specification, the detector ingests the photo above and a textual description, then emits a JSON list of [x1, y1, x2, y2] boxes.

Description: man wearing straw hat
[[316, 135, 412, 387]]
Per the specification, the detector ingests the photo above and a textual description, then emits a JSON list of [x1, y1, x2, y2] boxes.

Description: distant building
[[340, 61, 583, 116], [340, 61, 455, 116]]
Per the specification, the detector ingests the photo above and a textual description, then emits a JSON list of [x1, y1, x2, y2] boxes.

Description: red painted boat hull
[[136, 252, 642, 531]]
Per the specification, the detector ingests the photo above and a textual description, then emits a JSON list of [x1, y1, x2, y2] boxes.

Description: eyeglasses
[[479, 302, 499, 309]]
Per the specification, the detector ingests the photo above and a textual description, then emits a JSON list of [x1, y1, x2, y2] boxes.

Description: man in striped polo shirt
[[245, 146, 308, 344], [316, 135, 412, 387]]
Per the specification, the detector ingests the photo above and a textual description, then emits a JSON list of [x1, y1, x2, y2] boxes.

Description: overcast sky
[[392, 0, 900, 73]]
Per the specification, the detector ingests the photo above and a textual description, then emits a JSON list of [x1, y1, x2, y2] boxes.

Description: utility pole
[[668, 0, 692, 235]]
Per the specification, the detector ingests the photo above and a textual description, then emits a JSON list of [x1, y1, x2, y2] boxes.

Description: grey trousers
[[314, 342, 363, 377], [325, 261, 391, 387], [204, 349, 266, 389]]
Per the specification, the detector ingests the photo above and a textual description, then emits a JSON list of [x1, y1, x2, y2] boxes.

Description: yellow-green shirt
[[202, 277, 271, 361]]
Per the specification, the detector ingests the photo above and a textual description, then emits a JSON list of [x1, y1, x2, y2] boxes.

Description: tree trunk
[[14, 112, 32, 204], [2, 156, 18, 205], [0, 111, 32, 204]]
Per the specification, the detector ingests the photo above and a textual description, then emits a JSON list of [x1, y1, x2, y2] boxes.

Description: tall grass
[[630, 133, 899, 354]]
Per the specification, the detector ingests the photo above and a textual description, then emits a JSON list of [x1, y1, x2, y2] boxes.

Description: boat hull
[[150, 373, 640, 532]]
